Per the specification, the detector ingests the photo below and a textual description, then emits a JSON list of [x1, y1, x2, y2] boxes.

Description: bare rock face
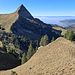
[[16, 4, 33, 19]]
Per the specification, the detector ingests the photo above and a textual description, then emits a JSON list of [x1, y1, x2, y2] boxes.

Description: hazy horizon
[[35, 16, 75, 27]]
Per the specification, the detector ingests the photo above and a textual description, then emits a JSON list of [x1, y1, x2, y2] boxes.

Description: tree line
[[1, 32, 55, 65], [64, 30, 75, 41]]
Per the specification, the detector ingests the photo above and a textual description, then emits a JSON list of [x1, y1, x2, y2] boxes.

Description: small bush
[[0, 26, 1, 29], [2, 28, 5, 30], [11, 71, 17, 75]]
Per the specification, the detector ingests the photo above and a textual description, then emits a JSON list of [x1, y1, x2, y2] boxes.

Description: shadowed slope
[[0, 48, 19, 70], [0, 37, 75, 75], [16, 4, 33, 19], [0, 4, 33, 32], [0, 4, 60, 40]]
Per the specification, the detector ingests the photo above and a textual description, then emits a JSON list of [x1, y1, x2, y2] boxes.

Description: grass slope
[[53, 26, 67, 35], [0, 37, 75, 75], [0, 12, 19, 32]]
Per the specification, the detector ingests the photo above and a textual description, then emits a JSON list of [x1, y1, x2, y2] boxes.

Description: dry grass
[[0, 37, 75, 75], [53, 27, 67, 35], [0, 12, 19, 32]]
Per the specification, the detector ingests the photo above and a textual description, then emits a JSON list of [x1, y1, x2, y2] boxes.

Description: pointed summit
[[18, 4, 26, 10], [16, 4, 33, 19], [20, 4, 24, 7]]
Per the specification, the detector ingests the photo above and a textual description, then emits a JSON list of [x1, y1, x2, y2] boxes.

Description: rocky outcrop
[[16, 4, 33, 19]]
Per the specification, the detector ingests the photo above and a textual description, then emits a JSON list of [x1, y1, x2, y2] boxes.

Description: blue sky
[[0, 0, 75, 16]]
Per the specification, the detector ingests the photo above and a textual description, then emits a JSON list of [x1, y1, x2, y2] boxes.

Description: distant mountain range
[[65, 24, 75, 32], [36, 16, 75, 27], [58, 19, 75, 27]]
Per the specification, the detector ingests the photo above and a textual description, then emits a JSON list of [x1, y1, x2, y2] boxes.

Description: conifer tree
[[35, 46, 38, 52], [21, 53, 27, 64], [40, 34, 49, 46], [43, 34, 49, 46], [64, 30, 69, 40], [27, 43, 33, 60], [51, 37, 55, 42], [32, 48, 35, 55], [64, 30, 74, 41], [68, 30, 74, 41], [40, 37, 44, 46], [2, 44, 7, 52], [12, 49, 16, 57]]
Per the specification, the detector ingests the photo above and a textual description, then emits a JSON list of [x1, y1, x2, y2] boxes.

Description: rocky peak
[[16, 4, 33, 19]]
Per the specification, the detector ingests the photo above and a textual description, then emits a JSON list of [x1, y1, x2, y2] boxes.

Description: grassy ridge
[[0, 12, 19, 32], [0, 37, 75, 75]]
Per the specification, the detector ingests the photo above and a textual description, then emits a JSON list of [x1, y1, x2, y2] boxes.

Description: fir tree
[[51, 37, 55, 42], [68, 30, 74, 41], [12, 49, 16, 57], [64, 30, 75, 41], [21, 53, 27, 64], [35, 46, 38, 52], [43, 34, 49, 46], [40, 37, 44, 46], [64, 30, 70, 40], [40, 34, 49, 46], [2, 44, 7, 52], [27, 43, 33, 60]]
